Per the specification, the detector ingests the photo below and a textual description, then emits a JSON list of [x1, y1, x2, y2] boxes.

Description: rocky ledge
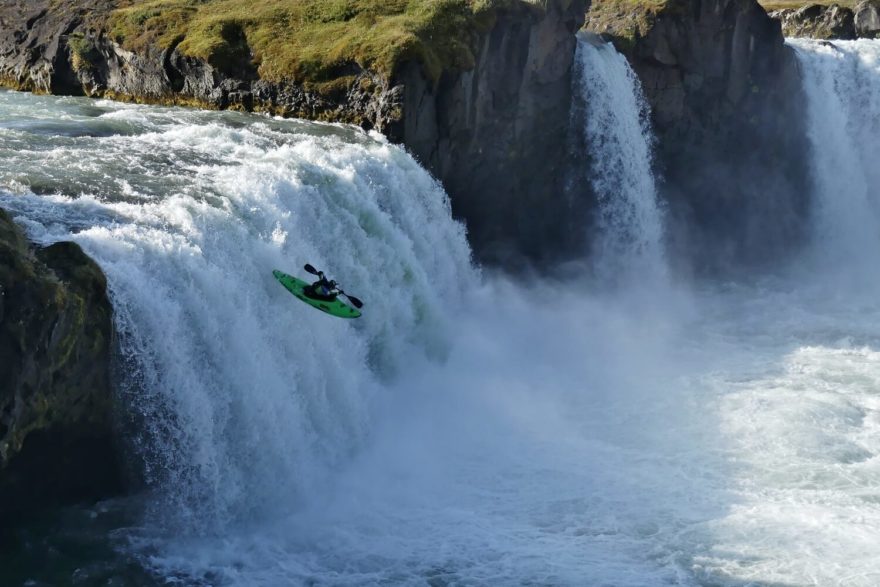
[[586, 0, 812, 270], [768, 1, 880, 39], [0, 208, 122, 521], [0, 0, 587, 266]]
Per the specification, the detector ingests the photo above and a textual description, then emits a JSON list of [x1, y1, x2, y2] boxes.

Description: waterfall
[[0, 92, 476, 529], [789, 39, 880, 266], [571, 34, 667, 283], [5, 40, 880, 585]]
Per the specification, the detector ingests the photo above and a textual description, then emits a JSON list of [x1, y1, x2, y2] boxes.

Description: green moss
[[584, 0, 686, 49], [67, 32, 98, 73], [105, 0, 525, 85], [0, 209, 27, 254], [0, 74, 47, 95], [107, 1, 199, 50], [0, 212, 112, 470], [101, 89, 222, 110]]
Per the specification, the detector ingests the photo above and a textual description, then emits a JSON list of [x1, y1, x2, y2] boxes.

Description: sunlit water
[[1, 38, 880, 586], [788, 39, 880, 269], [571, 35, 667, 284]]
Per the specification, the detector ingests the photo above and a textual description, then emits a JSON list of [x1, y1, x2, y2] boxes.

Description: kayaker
[[304, 268, 340, 300]]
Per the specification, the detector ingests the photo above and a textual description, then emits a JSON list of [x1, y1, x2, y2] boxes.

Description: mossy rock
[[67, 32, 102, 73], [0, 208, 122, 521], [584, 0, 688, 52]]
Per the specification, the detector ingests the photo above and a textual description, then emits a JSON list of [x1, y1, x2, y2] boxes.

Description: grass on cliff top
[[107, 0, 525, 85], [584, 0, 673, 47], [759, 0, 857, 12]]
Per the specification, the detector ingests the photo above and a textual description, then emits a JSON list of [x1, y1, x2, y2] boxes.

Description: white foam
[[0, 92, 476, 533]]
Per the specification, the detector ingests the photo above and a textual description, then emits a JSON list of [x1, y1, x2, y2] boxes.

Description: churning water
[[0, 39, 879, 587]]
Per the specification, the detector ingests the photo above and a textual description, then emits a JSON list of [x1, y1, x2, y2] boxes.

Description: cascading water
[[0, 90, 476, 532], [571, 34, 667, 283], [789, 39, 880, 267]]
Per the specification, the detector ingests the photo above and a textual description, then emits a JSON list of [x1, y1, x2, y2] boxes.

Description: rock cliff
[[586, 0, 812, 270], [0, 0, 587, 266], [400, 0, 588, 262], [0, 208, 122, 521]]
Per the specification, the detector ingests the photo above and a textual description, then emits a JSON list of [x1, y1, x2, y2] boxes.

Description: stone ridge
[[400, 0, 590, 263]]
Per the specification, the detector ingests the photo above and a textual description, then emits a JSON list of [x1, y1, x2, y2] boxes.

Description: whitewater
[[0, 37, 879, 587]]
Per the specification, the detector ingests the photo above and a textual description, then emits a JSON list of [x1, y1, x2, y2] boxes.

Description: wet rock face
[[588, 0, 813, 271], [0, 208, 122, 521], [770, 4, 857, 39], [398, 0, 589, 265]]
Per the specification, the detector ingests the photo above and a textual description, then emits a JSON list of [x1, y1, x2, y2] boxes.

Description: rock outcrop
[[399, 0, 588, 262], [770, 0, 880, 39], [0, 208, 122, 521], [855, 0, 880, 37], [0, 0, 587, 266], [586, 0, 812, 270], [769, 4, 856, 39]]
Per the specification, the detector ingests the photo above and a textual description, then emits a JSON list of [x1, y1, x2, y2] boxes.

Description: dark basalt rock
[[587, 0, 813, 272], [0, 208, 122, 521], [397, 0, 589, 265]]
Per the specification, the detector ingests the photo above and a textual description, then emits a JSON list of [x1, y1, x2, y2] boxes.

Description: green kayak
[[273, 269, 362, 319]]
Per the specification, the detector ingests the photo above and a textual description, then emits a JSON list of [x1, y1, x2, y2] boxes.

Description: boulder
[[855, 0, 880, 37]]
